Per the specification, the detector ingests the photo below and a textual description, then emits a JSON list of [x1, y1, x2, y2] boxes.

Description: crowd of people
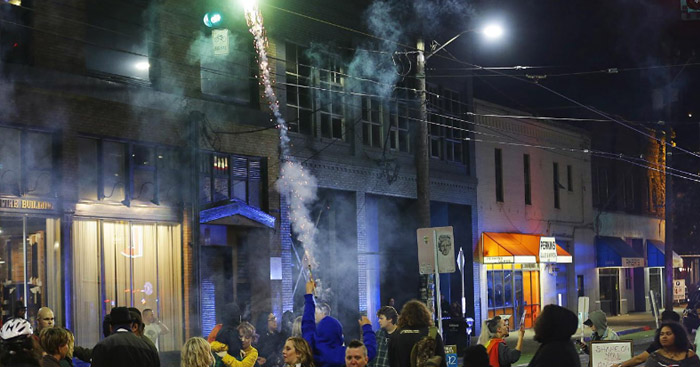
[[2, 288, 700, 367]]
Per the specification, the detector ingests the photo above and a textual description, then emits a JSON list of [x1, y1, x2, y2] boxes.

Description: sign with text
[[212, 29, 230, 55], [590, 340, 633, 367], [539, 237, 557, 263], [0, 198, 54, 210], [621, 257, 644, 268], [417, 226, 456, 274], [674, 279, 686, 301]]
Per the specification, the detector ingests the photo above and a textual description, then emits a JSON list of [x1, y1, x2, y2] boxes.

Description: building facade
[[472, 100, 596, 328]]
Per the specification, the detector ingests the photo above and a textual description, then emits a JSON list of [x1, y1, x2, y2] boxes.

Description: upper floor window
[[567, 165, 573, 191], [85, 0, 151, 82], [0, 1, 32, 64], [553, 162, 560, 209], [524, 154, 531, 205], [389, 101, 410, 153], [200, 30, 253, 103], [199, 152, 265, 209], [285, 42, 345, 140], [77, 137, 181, 205], [319, 57, 344, 139], [285, 43, 313, 135], [362, 97, 382, 148], [0, 126, 54, 197], [495, 149, 503, 202], [427, 85, 465, 164]]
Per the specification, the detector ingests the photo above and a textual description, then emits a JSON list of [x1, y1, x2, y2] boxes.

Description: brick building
[[0, 0, 479, 348]]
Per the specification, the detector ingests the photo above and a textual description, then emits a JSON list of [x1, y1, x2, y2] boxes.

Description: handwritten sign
[[590, 340, 633, 367]]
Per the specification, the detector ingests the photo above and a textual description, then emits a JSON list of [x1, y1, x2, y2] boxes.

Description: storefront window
[[0, 216, 62, 327], [72, 220, 183, 351], [487, 264, 540, 329]]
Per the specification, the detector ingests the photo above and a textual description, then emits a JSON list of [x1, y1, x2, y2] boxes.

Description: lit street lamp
[[415, 26, 504, 319]]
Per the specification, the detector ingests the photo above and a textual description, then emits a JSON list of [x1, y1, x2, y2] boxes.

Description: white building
[[472, 100, 597, 329]]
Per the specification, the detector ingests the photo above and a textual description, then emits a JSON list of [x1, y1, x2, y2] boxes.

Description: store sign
[[484, 256, 514, 264], [0, 198, 54, 210], [621, 257, 644, 268], [539, 237, 557, 263]]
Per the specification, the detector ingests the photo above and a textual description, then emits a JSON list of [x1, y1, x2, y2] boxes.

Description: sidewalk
[[501, 311, 657, 366]]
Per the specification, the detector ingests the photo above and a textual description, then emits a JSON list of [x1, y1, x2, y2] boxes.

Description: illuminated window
[[200, 153, 265, 209], [72, 220, 183, 351]]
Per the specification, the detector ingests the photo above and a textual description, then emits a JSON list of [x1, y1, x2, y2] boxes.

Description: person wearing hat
[[577, 310, 619, 354], [91, 307, 160, 367]]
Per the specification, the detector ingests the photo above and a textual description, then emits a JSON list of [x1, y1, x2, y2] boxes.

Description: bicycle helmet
[[1, 318, 33, 342]]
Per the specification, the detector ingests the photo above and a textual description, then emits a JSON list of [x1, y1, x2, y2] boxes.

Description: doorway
[[599, 268, 620, 315]]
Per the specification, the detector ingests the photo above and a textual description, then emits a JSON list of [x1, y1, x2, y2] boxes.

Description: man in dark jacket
[[527, 304, 580, 367], [91, 307, 160, 367], [302, 280, 377, 367], [388, 300, 447, 367]]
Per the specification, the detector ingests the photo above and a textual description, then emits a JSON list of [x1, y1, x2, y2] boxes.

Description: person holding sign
[[578, 310, 619, 355], [644, 322, 700, 367], [483, 315, 524, 367]]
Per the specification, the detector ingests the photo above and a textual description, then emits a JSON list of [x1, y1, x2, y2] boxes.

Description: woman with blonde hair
[[282, 337, 314, 367], [181, 337, 215, 367], [210, 322, 259, 367]]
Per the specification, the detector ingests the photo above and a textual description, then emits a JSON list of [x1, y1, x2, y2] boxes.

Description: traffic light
[[203, 12, 223, 28]]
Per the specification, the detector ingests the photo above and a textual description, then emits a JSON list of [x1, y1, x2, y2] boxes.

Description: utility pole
[[664, 122, 674, 312], [415, 38, 435, 316], [416, 38, 430, 229]]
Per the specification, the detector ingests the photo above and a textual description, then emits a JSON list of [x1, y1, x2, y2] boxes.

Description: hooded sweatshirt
[[301, 294, 377, 367], [588, 310, 619, 341]]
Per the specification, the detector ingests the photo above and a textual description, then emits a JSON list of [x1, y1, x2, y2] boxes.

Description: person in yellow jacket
[[211, 338, 259, 367]]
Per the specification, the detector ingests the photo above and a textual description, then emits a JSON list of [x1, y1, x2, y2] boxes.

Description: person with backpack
[[302, 280, 376, 367], [388, 300, 447, 367], [483, 316, 524, 367]]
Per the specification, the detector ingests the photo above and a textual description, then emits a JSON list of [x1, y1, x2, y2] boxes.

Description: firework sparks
[[245, 4, 318, 269]]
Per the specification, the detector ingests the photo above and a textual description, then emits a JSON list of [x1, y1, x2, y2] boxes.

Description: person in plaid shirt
[[370, 306, 398, 367]]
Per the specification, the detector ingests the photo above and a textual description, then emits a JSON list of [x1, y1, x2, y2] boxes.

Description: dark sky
[[426, 0, 699, 127]]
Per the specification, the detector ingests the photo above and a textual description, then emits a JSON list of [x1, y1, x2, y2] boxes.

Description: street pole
[[416, 38, 430, 229], [664, 123, 674, 312], [416, 38, 435, 317], [457, 247, 465, 318]]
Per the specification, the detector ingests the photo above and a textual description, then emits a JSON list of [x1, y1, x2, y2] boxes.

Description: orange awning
[[481, 232, 572, 264]]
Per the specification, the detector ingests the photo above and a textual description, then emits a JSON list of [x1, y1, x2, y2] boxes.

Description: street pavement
[[502, 311, 659, 366]]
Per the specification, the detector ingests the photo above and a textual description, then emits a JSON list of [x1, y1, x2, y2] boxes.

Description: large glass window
[[0, 127, 53, 197], [427, 85, 464, 163], [319, 57, 344, 139], [85, 0, 151, 81], [285, 43, 313, 135], [487, 264, 540, 329], [72, 220, 182, 351], [0, 216, 62, 328], [77, 138, 182, 204]]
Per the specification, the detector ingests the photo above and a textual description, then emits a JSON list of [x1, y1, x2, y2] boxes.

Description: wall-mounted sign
[[621, 257, 644, 268], [0, 198, 54, 210], [539, 237, 557, 263]]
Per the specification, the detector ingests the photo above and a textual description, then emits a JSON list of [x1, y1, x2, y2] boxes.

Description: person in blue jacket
[[302, 280, 377, 367]]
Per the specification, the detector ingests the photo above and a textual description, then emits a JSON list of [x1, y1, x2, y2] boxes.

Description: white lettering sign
[[539, 237, 557, 263], [590, 340, 632, 367]]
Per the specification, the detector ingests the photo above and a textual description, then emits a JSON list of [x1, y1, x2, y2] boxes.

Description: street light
[[415, 27, 503, 320], [482, 24, 505, 40]]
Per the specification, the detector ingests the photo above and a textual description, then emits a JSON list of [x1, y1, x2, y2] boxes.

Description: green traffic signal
[[203, 12, 223, 28]]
